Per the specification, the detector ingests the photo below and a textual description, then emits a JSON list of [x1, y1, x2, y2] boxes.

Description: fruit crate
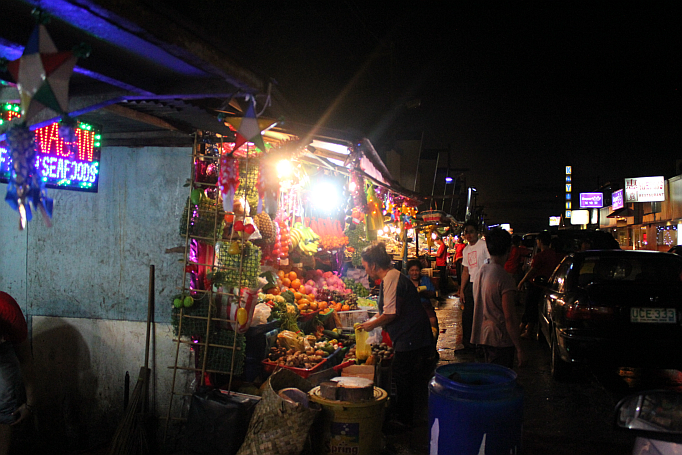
[[262, 357, 328, 379], [337, 309, 369, 330]]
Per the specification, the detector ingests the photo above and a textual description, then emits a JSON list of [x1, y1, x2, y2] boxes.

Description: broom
[[108, 265, 155, 455]]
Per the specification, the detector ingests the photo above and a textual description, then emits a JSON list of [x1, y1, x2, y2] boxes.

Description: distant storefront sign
[[579, 192, 603, 208], [570, 210, 590, 225], [612, 189, 624, 210], [0, 104, 101, 192], [625, 176, 665, 203], [549, 216, 561, 226]]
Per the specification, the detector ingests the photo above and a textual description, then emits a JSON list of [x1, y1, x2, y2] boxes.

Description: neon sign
[[0, 103, 101, 192]]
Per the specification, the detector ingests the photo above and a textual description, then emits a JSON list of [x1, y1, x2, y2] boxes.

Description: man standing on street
[[518, 230, 563, 338], [358, 243, 436, 429], [458, 221, 490, 350], [433, 235, 449, 298], [471, 228, 526, 368]]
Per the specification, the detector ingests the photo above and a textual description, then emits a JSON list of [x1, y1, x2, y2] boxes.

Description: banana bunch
[[291, 222, 320, 256]]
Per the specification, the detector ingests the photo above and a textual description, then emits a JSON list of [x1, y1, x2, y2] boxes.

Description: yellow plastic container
[[355, 327, 371, 361], [309, 386, 388, 455]]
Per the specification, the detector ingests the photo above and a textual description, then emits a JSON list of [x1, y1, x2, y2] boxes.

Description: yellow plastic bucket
[[309, 386, 388, 455]]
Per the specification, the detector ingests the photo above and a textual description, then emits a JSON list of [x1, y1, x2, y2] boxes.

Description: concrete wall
[[1, 146, 195, 448]]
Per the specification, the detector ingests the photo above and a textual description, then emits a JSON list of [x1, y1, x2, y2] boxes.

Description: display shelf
[[164, 132, 261, 442]]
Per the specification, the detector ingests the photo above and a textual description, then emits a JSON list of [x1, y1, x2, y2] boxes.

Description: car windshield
[[576, 255, 682, 287]]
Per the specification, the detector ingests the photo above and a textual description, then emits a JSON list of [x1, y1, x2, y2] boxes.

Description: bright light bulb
[[277, 160, 293, 179], [349, 181, 357, 192]]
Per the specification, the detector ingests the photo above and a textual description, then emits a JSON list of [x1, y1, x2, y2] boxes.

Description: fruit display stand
[[164, 133, 267, 440]]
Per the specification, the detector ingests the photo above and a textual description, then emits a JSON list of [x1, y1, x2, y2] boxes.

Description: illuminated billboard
[[624, 176, 664, 203], [611, 189, 624, 210], [579, 192, 603, 208], [0, 103, 101, 193], [570, 210, 590, 225]]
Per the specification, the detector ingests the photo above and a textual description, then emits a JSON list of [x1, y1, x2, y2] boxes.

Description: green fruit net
[[179, 197, 225, 239], [214, 241, 262, 289]]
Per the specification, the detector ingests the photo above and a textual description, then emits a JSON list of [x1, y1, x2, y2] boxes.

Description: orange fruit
[[293, 292, 302, 300], [342, 304, 350, 311], [299, 298, 310, 306], [290, 279, 301, 290], [270, 288, 280, 295], [318, 302, 328, 310], [309, 302, 318, 311], [298, 303, 308, 311], [299, 285, 306, 293], [277, 270, 285, 279], [288, 271, 298, 281], [282, 277, 291, 287], [308, 293, 316, 301]]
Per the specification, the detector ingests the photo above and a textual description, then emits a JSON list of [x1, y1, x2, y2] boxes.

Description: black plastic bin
[[184, 387, 260, 455]]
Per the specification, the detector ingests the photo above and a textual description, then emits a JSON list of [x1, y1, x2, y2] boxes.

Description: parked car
[[615, 390, 682, 454], [668, 245, 682, 255], [538, 250, 682, 380]]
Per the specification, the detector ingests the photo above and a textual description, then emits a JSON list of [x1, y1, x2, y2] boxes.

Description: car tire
[[551, 328, 571, 381]]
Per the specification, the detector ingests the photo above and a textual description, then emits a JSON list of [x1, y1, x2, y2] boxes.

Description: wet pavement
[[385, 294, 682, 455]]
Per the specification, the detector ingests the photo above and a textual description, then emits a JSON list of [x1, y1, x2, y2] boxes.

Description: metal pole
[[441, 169, 449, 211], [430, 153, 440, 210], [413, 130, 424, 192], [449, 176, 457, 215]]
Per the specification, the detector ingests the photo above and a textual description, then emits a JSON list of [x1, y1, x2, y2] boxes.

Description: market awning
[[607, 207, 634, 218]]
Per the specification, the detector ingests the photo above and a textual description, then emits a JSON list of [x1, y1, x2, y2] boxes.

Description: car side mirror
[[615, 390, 682, 443]]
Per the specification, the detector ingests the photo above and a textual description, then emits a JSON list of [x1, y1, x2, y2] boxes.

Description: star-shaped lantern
[[6, 23, 77, 124], [223, 97, 275, 154]]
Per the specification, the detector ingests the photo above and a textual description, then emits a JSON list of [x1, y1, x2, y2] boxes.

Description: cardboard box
[[341, 364, 375, 382]]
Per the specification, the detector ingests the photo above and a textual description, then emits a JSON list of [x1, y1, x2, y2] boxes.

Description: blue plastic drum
[[428, 363, 523, 455]]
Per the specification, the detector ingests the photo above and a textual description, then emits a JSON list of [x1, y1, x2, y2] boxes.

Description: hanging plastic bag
[[252, 302, 271, 326]]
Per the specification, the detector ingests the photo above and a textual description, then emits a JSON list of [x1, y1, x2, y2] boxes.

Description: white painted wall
[[1, 145, 196, 448]]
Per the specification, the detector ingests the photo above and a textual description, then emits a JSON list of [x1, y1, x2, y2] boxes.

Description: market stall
[[164, 117, 422, 414], [411, 210, 462, 292]]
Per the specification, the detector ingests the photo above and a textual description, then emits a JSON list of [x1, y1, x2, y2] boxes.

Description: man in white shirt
[[457, 221, 490, 349]]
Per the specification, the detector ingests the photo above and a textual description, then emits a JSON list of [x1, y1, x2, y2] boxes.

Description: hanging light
[[276, 159, 293, 179]]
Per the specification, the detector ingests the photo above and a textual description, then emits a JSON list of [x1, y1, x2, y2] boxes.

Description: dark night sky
[[166, 2, 681, 232]]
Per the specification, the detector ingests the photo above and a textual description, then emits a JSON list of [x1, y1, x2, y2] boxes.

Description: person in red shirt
[[504, 235, 530, 285], [517, 232, 564, 338], [433, 236, 449, 297], [0, 291, 35, 455], [454, 236, 466, 288]]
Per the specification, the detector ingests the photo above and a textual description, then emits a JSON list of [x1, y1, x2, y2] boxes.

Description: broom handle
[[141, 265, 155, 415], [145, 265, 154, 371]]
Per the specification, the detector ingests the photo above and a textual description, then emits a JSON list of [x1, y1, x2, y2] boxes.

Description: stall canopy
[[0, 0, 292, 146]]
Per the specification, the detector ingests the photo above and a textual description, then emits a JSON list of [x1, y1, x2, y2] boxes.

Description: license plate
[[630, 308, 676, 323]]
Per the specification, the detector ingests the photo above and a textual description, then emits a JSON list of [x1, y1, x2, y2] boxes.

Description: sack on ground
[[236, 369, 320, 455]]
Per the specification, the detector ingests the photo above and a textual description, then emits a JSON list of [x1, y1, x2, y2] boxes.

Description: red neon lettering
[[76, 128, 94, 162]]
